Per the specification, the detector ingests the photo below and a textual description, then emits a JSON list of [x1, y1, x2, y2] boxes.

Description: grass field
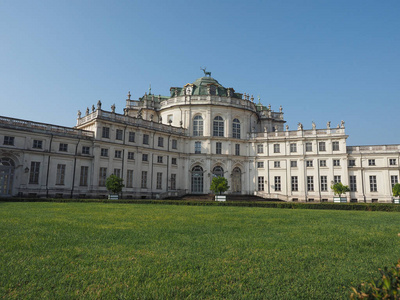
[[1, 202, 400, 299]]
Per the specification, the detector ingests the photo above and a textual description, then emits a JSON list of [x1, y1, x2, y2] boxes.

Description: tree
[[106, 174, 124, 194], [210, 176, 229, 195], [393, 183, 400, 198], [331, 182, 350, 197]]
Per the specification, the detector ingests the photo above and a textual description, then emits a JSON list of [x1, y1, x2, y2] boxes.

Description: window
[[126, 170, 134, 188], [141, 171, 147, 188], [320, 160, 327, 167], [350, 175, 357, 192], [349, 160, 356, 167], [172, 139, 177, 149], [99, 167, 107, 187], [390, 159, 397, 166], [59, 143, 68, 152], [56, 164, 66, 185], [257, 162, 264, 168], [79, 166, 89, 186], [114, 168, 121, 178], [333, 159, 340, 167], [305, 142, 312, 152], [368, 159, 375, 166], [116, 129, 123, 140], [235, 144, 240, 156], [157, 156, 163, 163], [291, 176, 298, 191], [319, 142, 326, 152], [274, 161, 280, 168], [274, 176, 281, 191], [306, 160, 313, 167], [369, 175, 377, 192], [3, 136, 15, 146], [213, 116, 224, 137], [290, 161, 297, 168], [171, 174, 176, 190], [81, 146, 90, 155], [158, 137, 164, 147], [273, 144, 280, 153], [212, 166, 224, 178], [332, 141, 339, 151], [334, 175, 341, 183], [156, 172, 162, 189], [29, 162, 40, 184], [142, 154, 148, 162], [129, 132, 135, 142], [307, 176, 314, 191], [143, 134, 149, 145], [128, 152, 134, 160], [167, 115, 173, 123], [102, 127, 110, 138], [216, 142, 222, 154], [391, 175, 398, 189], [33, 140, 43, 149], [257, 144, 264, 154], [320, 176, 327, 191], [258, 176, 264, 191], [115, 150, 122, 158], [100, 148, 108, 157], [193, 115, 204, 136], [171, 157, 177, 165], [195, 141, 201, 154], [290, 143, 297, 153], [232, 118, 241, 139]]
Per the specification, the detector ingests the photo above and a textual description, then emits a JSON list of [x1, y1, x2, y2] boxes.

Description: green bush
[[350, 259, 400, 299]]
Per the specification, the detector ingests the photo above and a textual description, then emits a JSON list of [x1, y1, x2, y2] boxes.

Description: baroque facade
[[1, 73, 399, 202]]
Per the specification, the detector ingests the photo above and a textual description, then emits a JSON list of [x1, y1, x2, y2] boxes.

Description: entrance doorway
[[232, 167, 242, 193], [0, 158, 15, 196], [191, 166, 203, 193]]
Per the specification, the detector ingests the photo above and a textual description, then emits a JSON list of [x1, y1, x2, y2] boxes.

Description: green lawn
[[1, 202, 399, 299]]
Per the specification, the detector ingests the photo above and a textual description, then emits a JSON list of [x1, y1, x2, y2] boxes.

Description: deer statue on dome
[[200, 67, 212, 77]]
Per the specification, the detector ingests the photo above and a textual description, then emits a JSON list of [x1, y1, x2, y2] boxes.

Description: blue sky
[[1, 0, 399, 145]]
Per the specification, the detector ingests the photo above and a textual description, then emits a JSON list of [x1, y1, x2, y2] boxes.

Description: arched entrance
[[0, 158, 15, 196], [232, 167, 242, 193], [191, 166, 204, 193]]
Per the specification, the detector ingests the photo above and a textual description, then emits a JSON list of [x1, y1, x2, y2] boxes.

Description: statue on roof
[[200, 67, 211, 77]]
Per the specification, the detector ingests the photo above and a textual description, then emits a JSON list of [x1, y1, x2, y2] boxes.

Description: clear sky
[[1, 0, 399, 146]]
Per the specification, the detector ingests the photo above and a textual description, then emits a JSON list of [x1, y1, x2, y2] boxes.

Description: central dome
[[192, 76, 224, 88]]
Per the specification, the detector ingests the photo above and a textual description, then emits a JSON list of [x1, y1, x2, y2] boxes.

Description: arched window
[[193, 115, 203, 137], [233, 118, 240, 139], [0, 157, 15, 196], [191, 166, 204, 193], [213, 116, 224, 137], [212, 166, 224, 178]]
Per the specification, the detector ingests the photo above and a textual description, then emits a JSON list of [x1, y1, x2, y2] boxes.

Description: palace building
[[1, 73, 399, 202]]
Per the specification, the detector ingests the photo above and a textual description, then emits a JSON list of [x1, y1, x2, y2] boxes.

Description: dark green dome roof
[[192, 76, 224, 88]]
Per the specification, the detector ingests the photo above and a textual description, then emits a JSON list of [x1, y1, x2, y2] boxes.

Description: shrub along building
[[0, 72, 399, 202]]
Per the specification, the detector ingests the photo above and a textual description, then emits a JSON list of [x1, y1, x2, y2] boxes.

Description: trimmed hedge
[[2, 197, 400, 212]]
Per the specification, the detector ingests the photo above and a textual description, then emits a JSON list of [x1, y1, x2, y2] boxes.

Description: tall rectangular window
[[114, 168, 121, 178], [334, 175, 341, 184], [102, 127, 110, 138], [157, 156, 163, 163], [318, 142, 326, 151], [172, 139, 177, 149], [257, 144, 264, 154], [333, 159, 340, 166], [195, 141, 201, 154], [307, 176, 314, 191], [3, 136, 15, 146], [274, 176, 281, 191], [216, 142, 222, 154], [29, 162, 40, 184], [158, 137, 164, 147], [127, 152, 134, 160], [126, 170, 134, 188], [143, 134, 149, 145], [350, 175, 357, 192], [115, 150, 122, 158], [129, 132, 135, 142], [116, 129, 123, 140], [171, 157, 177, 165], [305, 142, 312, 152], [368, 159, 375, 166], [290, 161, 297, 168], [332, 141, 339, 151], [290, 143, 297, 153], [33, 140, 43, 149], [171, 174, 176, 190], [258, 176, 264, 191], [257, 161, 264, 168], [306, 160, 313, 167], [141, 171, 147, 188], [56, 164, 66, 185], [320, 160, 327, 167], [369, 175, 377, 192], [274, 161, 280, 168], [142, 154, 148, 162], [156, 172, 162, 189], [349, 160, 356, 167], [235, 144, 240, 156], [389, 159, 397, 166], [100, 148, 108, 157], [99, 167, 107, 187], [273, 144, 280, 153], [391, 175, 398, 188], [291, 176, 298, 191], [82, 146, 90, 155], [59, 143, 68, 152], [320, 176, 327, 191], [80, 166, 89, 186]]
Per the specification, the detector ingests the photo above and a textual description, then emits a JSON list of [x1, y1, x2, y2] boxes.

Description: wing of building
[[1, 74, 399, 202]]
